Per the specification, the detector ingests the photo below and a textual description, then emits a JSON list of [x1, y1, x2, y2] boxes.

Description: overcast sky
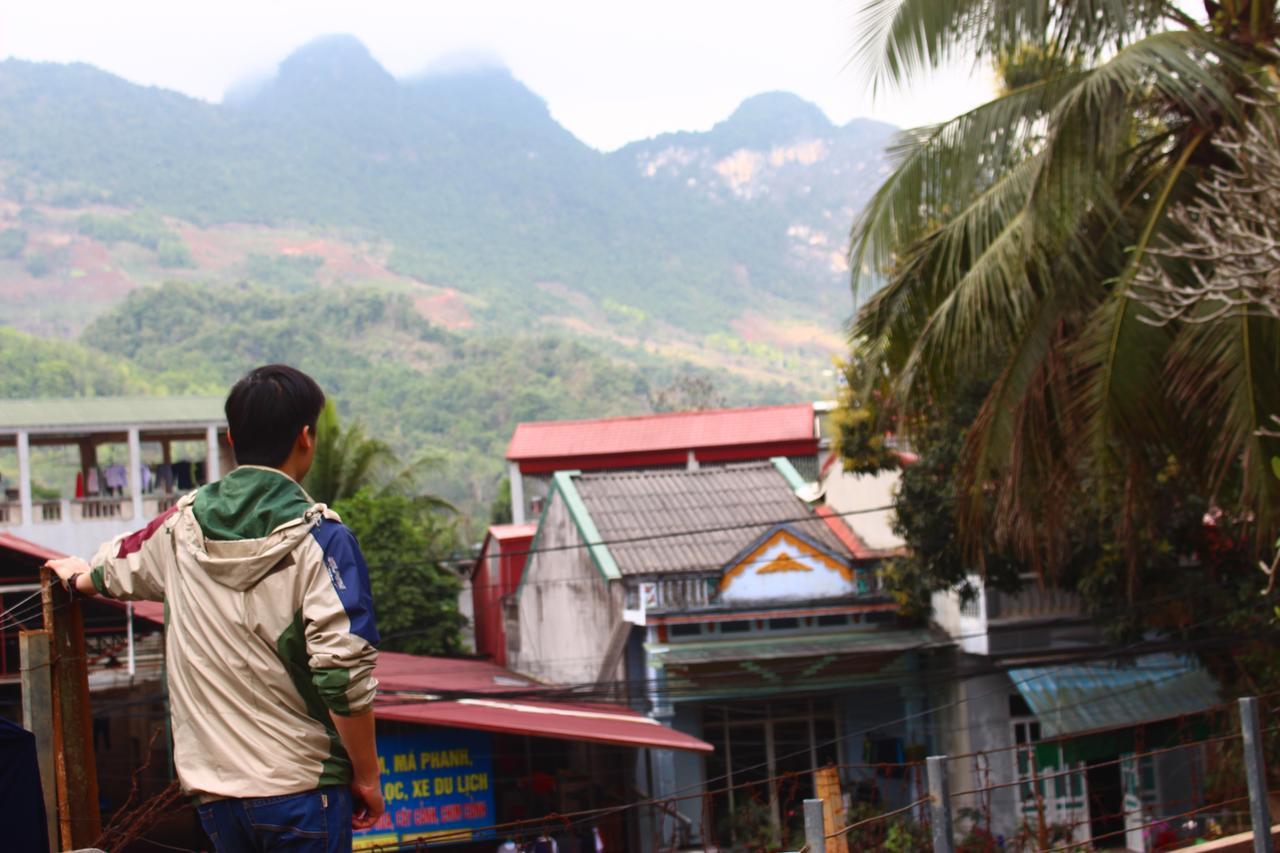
[[0, 0, 996, 151]]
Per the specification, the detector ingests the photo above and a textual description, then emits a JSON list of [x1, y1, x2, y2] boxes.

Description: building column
[[509, 461, 525, 525], [127, 427, 144, 521], [205, 425, 221, 483], [16, 431, 32, 527]]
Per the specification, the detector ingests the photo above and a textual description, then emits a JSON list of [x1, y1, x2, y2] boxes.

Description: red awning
[[0, 531, 65, 562], [375, 697, 712, 753]]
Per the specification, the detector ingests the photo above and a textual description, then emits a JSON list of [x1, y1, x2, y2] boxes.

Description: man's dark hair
[[225, 365, 326, 467]]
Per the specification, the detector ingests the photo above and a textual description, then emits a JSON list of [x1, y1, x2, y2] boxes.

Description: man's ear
[[226, 429, 234, 449], [299, 425, 315, 451]]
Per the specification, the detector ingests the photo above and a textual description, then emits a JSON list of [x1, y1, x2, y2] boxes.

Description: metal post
[[126, 602, 136, 677], [20, 629, 57, 852], [803, 798, 826, 853], [1240, 697, 1274, 853], [928, 755, 955, 853]]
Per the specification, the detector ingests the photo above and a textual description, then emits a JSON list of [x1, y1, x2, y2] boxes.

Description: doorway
[[1086, 761, 1125, 847]]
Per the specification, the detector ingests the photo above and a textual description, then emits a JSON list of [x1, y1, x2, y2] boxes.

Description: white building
[[0, 396, 230, 556]]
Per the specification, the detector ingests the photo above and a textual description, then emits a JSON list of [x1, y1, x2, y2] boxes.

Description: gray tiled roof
[[572, 462, 851, 576]]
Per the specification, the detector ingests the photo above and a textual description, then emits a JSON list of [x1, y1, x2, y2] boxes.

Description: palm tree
[[848, 0, 1280, 572], [302, 401, 398, 506]]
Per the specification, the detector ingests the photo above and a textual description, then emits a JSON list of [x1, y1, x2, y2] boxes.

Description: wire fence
[[17, 571, 1280, 851], [23, 697, 1280, 851]]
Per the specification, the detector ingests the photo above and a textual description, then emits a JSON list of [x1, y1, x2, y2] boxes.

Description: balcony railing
[[75, 498, 130, 521]]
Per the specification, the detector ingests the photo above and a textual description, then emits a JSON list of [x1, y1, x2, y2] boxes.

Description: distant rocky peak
[[257, 34, 397, 103], [714, 92, 834, 148]]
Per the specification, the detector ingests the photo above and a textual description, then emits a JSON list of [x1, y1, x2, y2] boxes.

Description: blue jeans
[[196, 786, 353, 852]]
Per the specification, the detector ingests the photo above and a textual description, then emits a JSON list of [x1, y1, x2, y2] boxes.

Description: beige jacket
[[89, 465, 379, 799]]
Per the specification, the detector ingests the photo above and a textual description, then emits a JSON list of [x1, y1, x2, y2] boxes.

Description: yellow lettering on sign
[[434, 776, 454, 795], [393, 752, 417, 772], [383, 781, 406, 802], [458, 773, 489, 793], [419, 748, 471, 769], [412, 778, 432, 798], [377, 755, 387, 774]]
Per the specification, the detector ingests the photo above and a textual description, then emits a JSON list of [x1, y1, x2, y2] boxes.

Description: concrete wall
[[509, 494, 622, 685], [820, 467, 904, 552], [934, 671, 1023, 843]]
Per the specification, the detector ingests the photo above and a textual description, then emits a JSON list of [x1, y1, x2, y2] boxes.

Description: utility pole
[[41, 568, 101, 848], [1240, 696, 1274, 853], [20, 629, 58, 851]]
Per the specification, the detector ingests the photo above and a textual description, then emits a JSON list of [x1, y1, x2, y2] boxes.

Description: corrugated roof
[[1009, 653, 1221, 737], [0, 531, 65, 562], [0, 396, 225, 431], [570, 462, 851, 576], [375, 650, 544, 695], [376, 697, 712, 753], [372, 651, 711, 752], [506, 403, 814, 461]]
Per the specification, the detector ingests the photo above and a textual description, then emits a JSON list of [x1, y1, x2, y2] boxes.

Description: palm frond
[[853, 0, 1175, 93], [849, 73, 1084, 298], [1167, 314, 1280, 538]]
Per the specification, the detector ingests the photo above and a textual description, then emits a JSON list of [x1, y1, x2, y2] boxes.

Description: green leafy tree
[[334, 488, 468, 656], [848, 0, 1280, 576]]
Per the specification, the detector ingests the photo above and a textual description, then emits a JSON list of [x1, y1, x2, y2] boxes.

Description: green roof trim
[[514, 470, 620, 600], [0, 396, 226, 431], [555, 470, 621, 582], [770, 456, 809, 492]]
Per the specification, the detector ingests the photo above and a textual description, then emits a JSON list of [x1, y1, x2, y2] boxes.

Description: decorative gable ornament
[[718, 525, 855, 604]]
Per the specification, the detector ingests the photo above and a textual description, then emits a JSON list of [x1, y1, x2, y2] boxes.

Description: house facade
[[506, 459, 940, 849], [929, 574, 1223, 850]]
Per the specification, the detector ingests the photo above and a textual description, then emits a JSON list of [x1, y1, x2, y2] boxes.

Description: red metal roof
[[375, 651, 545, 695], [814, 505, 873, 560], [376, 697, 711, 753], [506, 403, 815, 465], [0, 533, 168, 626], [373, 652, 711, 752], [488, 523, 538, 541], [0, 532, 65, 562], [815, 505, 906, 560]]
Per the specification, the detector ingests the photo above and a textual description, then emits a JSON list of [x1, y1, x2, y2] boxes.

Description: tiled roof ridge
[[573, 460, 778, 481]]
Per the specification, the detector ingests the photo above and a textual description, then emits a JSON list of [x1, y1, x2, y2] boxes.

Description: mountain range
[[0, 34, 894, 339]]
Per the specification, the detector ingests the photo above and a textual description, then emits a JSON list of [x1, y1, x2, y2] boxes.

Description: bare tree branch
[[1133, 95, 1280, 324]]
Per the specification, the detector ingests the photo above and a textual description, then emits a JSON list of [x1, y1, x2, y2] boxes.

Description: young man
[[46, 364, 384, 852]]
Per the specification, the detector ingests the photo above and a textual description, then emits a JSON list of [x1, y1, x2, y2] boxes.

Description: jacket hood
[[187, 466, 329, 591]]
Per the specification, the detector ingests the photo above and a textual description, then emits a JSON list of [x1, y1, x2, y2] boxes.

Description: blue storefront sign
[[354, 727, 494, 849]]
